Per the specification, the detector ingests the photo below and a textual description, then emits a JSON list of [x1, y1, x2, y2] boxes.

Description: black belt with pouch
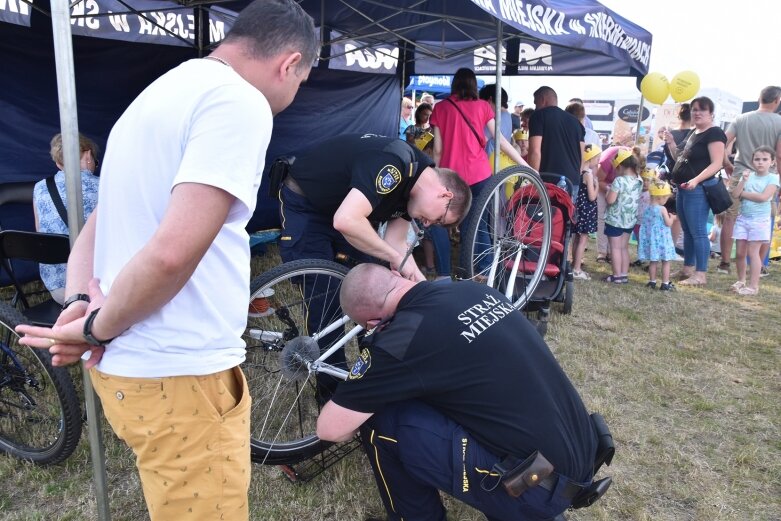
[[480, 450, 557, 498], [268, 156, 296, 197], [480, 413, 615, 508]]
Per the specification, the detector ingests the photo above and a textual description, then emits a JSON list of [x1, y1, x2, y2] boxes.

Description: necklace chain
[[204, 56, 232, 68]]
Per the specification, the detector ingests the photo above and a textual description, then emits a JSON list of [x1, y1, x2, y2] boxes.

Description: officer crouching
[[317, 264, 613, 521]]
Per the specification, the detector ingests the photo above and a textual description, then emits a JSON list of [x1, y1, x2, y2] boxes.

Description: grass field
[[0, 242, 779, 521]]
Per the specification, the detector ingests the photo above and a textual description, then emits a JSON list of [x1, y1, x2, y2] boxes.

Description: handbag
[[702, 177, 732, 215]]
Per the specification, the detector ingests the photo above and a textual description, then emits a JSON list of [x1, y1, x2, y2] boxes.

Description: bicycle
[[459, 165, 552, 310], [242, 170, 553, 465], [0, 230, 82, 465]]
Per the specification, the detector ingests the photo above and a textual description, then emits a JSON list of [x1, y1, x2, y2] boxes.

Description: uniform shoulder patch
[[347, 348, 372, 380], [375, 164, 402, 194]]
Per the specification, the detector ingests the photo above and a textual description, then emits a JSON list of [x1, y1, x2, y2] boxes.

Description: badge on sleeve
[[375, 165, 402, 194], [348, 348, 372, 380]]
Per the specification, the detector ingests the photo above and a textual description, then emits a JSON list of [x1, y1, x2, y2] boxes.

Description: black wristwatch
[[62, 293, 90, 310], [82, 308, 116, 346]]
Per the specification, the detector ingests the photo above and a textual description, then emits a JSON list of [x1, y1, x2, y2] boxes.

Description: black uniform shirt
[[332, 281, 597, 480], [289, 134, 435, 222]]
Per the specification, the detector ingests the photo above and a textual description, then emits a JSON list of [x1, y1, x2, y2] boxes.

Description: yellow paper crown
[[513, 129, 529, 141], [611, 148, 633, 169], [583, 145, 601, 162], [648, 181, 672, 197], [640, 168, 657, 180]]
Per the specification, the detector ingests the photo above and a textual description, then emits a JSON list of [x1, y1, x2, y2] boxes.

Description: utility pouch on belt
[[269, 156, 295, 196], [485, 450, 554, 498], [591, 413, 614, 474]]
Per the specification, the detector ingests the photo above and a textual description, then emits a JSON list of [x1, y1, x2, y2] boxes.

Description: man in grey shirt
[[720, 86, 781, 273]]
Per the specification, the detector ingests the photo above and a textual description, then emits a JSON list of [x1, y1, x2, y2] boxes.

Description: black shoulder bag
[[45, 176, 69, 224], [444, 98, 486, 149], [673, 130, 732, 214]]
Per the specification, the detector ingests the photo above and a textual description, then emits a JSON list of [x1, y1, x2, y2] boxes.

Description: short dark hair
[[223, 0, 319, 72], [533, 86, 557, 102], [760, 86, 781, 104], [451, 68, 479, 100], [569, 97, 584, 104], [433, 167, 471, 225], [753, 145, 776, 160], [678, 103, 691, 123], [478, 84, 509, 109], [521, 107, 535, 119], [691, 96, 715, 114]]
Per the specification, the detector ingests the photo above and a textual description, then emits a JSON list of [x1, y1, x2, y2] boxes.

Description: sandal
[[730, 280, 746, 292], [601, 275, 627, 284], [596, 256, 609, 263], [671, 270, 693, 281], [679, 277, 706, 286], [737, 286, 758, 296]]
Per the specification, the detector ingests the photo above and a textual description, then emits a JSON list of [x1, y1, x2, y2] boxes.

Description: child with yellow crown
[[572, 144, 601, 280], [603, 148, 644, 283], [630, 168, 658, 268], [637, 180, 678, 290]]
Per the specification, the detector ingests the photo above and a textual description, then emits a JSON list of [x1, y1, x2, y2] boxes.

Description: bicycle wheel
[[243, 259, 358, 465], [0, 303, 82, 465], [459, 165, 552, 310]]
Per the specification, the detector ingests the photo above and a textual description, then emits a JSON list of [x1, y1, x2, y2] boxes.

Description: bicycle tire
[[0, 303, 82, 465], [243, 259, 355, 465], [459, 165, 552, 310]]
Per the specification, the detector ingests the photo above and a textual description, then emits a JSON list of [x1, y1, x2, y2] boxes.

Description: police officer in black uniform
[[277, 133, 471, 282], [317, 263, 603, 521]]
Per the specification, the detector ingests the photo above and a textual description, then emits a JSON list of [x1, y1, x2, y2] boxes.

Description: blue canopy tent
[[1, 0, 652, 231], [405, 75, 485, 99]]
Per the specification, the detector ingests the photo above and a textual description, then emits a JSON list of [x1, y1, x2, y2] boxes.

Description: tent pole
[[493, 18, 502, 174], [636, 94, 645, 148], [50, 3, 111, 520]]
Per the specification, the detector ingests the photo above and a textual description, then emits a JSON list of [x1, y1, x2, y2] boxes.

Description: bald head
[[340, 264, 415, 328]]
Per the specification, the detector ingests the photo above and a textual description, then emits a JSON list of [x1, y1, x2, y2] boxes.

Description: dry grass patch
[[0, 242, 779, 520]]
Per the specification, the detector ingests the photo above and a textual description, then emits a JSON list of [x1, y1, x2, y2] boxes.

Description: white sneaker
[[572, 270, 591, 280]]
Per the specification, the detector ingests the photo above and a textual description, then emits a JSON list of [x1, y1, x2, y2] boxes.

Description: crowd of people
[[401, 83, 781, 297], [13, 0, 780, 517]]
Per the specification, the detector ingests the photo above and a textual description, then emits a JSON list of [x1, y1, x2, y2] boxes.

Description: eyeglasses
[[403, 105, 414, 109], [432, 196, 452, 227]]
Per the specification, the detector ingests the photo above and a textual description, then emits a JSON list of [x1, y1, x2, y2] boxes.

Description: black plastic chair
[[0, 230, 71, 325]]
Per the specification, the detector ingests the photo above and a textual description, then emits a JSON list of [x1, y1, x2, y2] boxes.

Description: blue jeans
[[676, 180, 713, 272], [460, 177, 493, 272], [427, 226, 451, 276]]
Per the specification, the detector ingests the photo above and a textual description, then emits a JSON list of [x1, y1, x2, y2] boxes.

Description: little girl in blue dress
[[637, 181, 678, 290]]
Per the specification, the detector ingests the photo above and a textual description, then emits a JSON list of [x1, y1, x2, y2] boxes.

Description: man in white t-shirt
[[17, 1, 319, 520]]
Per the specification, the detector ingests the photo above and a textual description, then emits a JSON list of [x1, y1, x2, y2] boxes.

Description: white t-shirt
[[94, 59, 272, 377]]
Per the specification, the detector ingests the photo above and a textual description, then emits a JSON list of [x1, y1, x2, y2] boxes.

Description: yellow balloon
[[640, 72, 669, 105], [670, 71, 700, 102]]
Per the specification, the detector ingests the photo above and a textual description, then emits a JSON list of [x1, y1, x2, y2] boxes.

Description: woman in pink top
[[429, 68, 525, 272]]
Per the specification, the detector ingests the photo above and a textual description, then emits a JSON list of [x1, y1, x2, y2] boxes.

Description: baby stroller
[[504, 173, 576, 337]]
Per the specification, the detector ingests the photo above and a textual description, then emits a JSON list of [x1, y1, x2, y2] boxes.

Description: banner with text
[[470, 0, 652, 76], [328, 30, 397, 75], [0, 0, 31, 27], [414, 37, 640, 76]]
